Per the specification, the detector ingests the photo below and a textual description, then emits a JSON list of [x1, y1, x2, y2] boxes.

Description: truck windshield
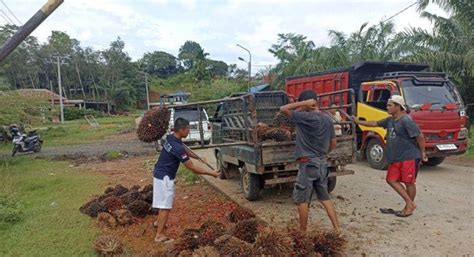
[[174, 108, 207, 122], [401, 80, 463, 108]]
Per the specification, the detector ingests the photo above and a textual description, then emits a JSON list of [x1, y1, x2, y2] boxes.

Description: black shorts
[[293, 157, 330, 203]]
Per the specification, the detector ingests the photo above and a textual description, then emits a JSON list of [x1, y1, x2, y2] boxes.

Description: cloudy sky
[[5, 0, 445, 72]]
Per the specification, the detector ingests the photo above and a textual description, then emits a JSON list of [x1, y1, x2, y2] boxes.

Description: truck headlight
[[458, 128, 468, 139]]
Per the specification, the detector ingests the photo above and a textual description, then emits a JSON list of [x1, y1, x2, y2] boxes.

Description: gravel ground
[[0, 139, 156, 159], [197, 148, 474, 256]]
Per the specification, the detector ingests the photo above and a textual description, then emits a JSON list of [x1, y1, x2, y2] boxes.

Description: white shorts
[[153, 176, 175, 209]]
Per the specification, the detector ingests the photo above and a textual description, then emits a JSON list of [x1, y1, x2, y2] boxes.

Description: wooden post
[[0, 0, 64, 62]]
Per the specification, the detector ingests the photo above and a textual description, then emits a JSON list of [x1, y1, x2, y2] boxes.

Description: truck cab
[[358, 72, 468, 169], [285, 61, 469, 170]]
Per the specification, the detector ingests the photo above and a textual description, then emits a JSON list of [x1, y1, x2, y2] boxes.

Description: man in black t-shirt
[[280, 90, 340, 233], [355, 95, 427, 217], [153, 118, 220, 243]]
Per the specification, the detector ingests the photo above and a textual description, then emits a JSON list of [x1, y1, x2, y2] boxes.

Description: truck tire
[[424, 157, 445, 167], [366, 138, 388, 170], [216, 151, 228, 179], [240, 166, 263, 201]]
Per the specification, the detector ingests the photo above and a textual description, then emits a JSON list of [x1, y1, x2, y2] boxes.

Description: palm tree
[[398, 0, 473, 105]]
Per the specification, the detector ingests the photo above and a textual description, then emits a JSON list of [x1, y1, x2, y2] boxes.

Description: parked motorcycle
[[10, 125, 43, 157]]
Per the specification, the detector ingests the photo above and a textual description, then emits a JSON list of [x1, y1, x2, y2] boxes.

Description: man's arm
[[184, 147, 199, 159], [279, 99, 316, 116], [328, 138, 337, 153], [416, 133, 428, 162], [183, 159, 220, 178], [353, 117, 379, 127]]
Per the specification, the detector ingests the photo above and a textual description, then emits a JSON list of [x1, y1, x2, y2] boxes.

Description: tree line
[[268, 0, 473, 108], [0, 28, 246, 110], [0, 0, 471, 111]]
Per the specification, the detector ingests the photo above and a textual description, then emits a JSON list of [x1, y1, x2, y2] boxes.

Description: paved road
[[197, 148, 474, 256]]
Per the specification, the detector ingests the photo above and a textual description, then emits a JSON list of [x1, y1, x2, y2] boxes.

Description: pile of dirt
[[227, 206, 256, 223], [137, 107, 171, 143], [93, 235, 123, 257], [80, 184, 154, 226]]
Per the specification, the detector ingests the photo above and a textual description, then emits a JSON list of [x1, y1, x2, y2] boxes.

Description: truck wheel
[[366, 138, 388, 170], [216, 151, 228, 179], [424, 157, 445, 167], [240, 166, 263, 201]]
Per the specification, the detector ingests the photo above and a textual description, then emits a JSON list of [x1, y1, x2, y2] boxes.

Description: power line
[[0, 12, 10, 24], [1, 0, 20, 24], [381, 1, 418, 23], [0, 9, 13, 24]]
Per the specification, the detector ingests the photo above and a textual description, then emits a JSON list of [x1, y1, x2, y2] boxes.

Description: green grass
[[177, 166, 200, 184], [0, 157, 107, 256], [150, 75, 247, 102], [0, 115, 136, 153]]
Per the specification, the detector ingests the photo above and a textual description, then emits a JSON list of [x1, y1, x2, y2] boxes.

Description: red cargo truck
[[285, 61, 469, 169]]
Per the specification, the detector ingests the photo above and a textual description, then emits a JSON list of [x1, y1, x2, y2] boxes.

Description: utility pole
[[49, 80, 54, 107], [0, 0, 64, 62], [237, 44, 252, 92], [57, 56, 64, 124], [145, 73, 150, 110]]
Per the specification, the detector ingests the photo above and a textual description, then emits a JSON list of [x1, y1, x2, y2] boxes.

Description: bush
[[63, 108, 104, 121], [0, 194, 22, 224]]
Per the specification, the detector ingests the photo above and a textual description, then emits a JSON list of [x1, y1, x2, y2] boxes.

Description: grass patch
[[177, 166, 200, 184], [0, 156, 107, 256], [104, 150, 123, 160]]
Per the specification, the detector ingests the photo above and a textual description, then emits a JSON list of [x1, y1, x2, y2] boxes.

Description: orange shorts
[[387, 159, 421, 184]]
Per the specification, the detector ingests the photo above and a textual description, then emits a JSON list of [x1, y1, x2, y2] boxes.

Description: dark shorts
[[387, 159, 421, 184], [293, 157, 330, 203]]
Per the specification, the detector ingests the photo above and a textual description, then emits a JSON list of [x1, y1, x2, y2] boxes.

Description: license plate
[[436, 144, 457, 151]]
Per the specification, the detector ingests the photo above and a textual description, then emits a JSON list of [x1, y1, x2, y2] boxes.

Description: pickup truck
[[210, 91, 356, 201]]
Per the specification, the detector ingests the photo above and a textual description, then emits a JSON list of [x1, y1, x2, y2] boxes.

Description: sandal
[[379, 208, 397, 214], [395, 211, 413, 218]]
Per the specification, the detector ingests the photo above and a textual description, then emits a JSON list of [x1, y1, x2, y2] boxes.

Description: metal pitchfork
[[183, 144, 216, 171]]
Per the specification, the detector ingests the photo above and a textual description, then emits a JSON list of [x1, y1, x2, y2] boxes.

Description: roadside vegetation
[[0, 157, 107, 256]]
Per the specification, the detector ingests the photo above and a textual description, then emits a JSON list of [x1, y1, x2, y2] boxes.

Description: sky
[[4, 0, 446, 73]]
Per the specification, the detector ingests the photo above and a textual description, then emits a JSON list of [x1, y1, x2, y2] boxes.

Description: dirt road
[[197, 148, 474, 256]]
